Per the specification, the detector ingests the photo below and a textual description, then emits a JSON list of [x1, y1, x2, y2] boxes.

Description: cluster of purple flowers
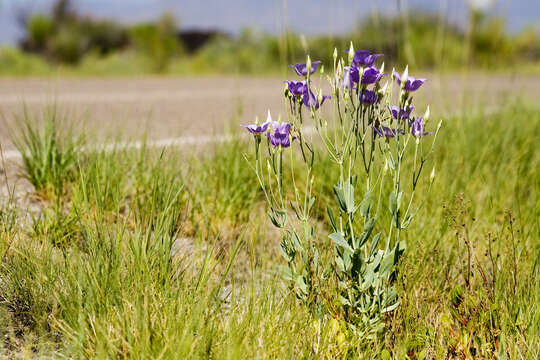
[[243, 49, 432, 144], [242, 112, 295, 148], [342, 50, 388, 107], [285, 61, 331, 109]]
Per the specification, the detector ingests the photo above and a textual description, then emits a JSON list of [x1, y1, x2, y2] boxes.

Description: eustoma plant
[[243, 44, 441, 337]]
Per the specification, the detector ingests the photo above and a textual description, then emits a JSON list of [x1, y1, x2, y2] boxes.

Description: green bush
[[129, 13, 181, 72]]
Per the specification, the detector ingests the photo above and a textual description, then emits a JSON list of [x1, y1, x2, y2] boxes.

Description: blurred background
[[0, 0, 539, 76]]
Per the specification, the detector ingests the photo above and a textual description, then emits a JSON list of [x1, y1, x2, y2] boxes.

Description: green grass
[[0, 103, 538, 358]]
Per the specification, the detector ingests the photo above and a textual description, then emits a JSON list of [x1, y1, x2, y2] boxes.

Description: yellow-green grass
[[0, 102, 538, 358]]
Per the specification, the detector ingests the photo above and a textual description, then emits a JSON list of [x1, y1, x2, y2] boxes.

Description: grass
[[0, 102, 538, 358]]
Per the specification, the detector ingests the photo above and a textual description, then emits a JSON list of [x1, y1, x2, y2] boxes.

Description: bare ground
[[0, 73, 538, 151]]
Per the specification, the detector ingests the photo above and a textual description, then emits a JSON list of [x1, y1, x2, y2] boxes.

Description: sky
[[0, 0, 538, 45]]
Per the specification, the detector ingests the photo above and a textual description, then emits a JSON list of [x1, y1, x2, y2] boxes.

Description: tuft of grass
[[9, 106, 83, 199]]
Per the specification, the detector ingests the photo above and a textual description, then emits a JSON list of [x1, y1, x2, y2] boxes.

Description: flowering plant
[[243, 44, 441, 337]]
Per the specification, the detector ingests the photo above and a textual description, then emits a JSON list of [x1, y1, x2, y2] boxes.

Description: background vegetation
[[0, 0, 539, 76]]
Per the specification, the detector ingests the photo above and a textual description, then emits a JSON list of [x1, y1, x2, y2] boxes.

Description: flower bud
[[333, 48, 338, 61], [391, 67, 396, 81], [267, 160, 271, 172], [348, 42, 354, 64], [380, 81, 388, 96], [267, 110, 272, 124], [306, 56, 312, 74], [320, 65, 324, 74], [416, 137, 420, 145], [254, 116, 259, 125], [401, 66, 409, 86], [384, 158, 388, 173], [430, 166, 436, 181], [424, 106, 430, 122], [317, 89, 323, 104], [379, 62, 385, 74]]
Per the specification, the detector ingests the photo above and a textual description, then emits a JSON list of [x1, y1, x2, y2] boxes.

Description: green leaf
[[368, 232, 381, 258], [308, 197, 316, 213], [296, 275, 308, 295], [359, 217, 376, 247], [268, 207, 287, 228], [329, 232, 354, 253], [359, 190, 373, 218], [327, 205, 338, 232], [278, 265, 294, 281], [333, 179, 356, 214]]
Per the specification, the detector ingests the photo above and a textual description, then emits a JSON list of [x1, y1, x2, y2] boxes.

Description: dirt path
[[0, 73, 538, 151]]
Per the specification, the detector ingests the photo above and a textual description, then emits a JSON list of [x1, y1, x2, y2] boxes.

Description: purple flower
[[372, 125, 404, 138], [285, 80, 308, 97], [393, 71, 427, 92], [302, 89, 330, 109], [410, 117, 433, 137], [290, 61, 321, 77], [361, 66, 385, 85], [242, 121, 270, 135], [266, 122, 294, 147], [389, 105, 415, 120], [351, 50, 383, 67], [342, 64, 360, 88], [361, 90, 378, 105]]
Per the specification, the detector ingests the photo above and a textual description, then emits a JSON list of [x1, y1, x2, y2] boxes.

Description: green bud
[[424, 105, 430, 122], [348, 42, 354, 64]]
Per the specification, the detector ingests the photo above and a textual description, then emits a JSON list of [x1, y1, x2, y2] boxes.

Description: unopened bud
[[267, 160, 271, 172], [348, 42, 354, 63], [424, 106, 430, 122], [317, 89, 323, 104], [384, 158, 388, 173], [401, 66, 409, 85], [320, 65, 324, 74], [255, 116, 259, 125], [391, 67, 396, 81], [333, 48, 338, 61], [380, 81, 388, 95], [379, 62, 385, 74], [430, 166, 436, 181], [324, 120, 328, 128], [416, 137, 420, 145], [306, 56, 312, 74]]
